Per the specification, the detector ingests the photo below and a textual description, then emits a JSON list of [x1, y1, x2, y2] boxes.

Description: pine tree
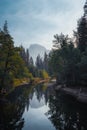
[[3, 20, 9, 35], [29, 57, 34, 66], [0, 22, 15, 87], [76, 0, 87, 52], [26, 49, 30, 66], [0, 22, 30, 89], [43, 52, 48, 72]]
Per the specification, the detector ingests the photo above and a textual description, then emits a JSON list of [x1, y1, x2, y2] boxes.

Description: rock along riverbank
[[55, 85, 87, 104]]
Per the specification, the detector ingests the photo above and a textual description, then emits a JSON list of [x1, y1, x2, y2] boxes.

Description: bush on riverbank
[[13, 78, 30, 87]]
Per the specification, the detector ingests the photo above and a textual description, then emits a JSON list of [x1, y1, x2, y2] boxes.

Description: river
[[0, 83, 87, 130]]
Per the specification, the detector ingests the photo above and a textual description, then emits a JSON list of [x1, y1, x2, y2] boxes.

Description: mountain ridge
[[29, 44, 49, 62]]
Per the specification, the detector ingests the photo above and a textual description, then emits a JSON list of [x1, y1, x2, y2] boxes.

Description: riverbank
[[0, 77, 51, 96], [55, 85, 87, 104]]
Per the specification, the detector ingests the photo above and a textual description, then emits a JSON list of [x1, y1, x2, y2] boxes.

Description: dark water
[[0, 83, 87, 130]]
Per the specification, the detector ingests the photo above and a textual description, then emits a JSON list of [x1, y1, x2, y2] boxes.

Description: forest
[[49, 3, 87, 87], [0, 1, 87, 130], [0, 1, 87, 94], [0, 21, 49, 92]]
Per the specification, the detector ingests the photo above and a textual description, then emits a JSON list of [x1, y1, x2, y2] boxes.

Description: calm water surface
[[0, 83, 87, 130]]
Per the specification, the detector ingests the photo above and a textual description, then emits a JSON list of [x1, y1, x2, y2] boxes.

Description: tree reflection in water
[[0, 83, 87, 130], [0, 85, 34, 130], [0, 83, 51, 130], [47, 91, 87, 130]]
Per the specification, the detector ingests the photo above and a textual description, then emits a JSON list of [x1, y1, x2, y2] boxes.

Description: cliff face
[[29, 44, 49, 62]]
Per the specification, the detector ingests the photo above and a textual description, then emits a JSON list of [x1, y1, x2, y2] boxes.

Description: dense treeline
[[0, 21, 33, 90], [0, 22, 49, 91], [35, 53, 49, 78], [20, 46, 49, 79], [1, 2, 86, 91], [0, 21, 48, 89], [49, 2, 87, 87]]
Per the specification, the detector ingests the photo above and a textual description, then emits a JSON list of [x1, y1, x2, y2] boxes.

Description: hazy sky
[[0, 0, 86, 49]]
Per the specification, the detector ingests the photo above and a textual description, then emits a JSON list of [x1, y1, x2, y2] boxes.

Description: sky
[[0, 0, 86, 49]]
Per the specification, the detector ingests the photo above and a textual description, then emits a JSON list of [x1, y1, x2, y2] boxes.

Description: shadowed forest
[[0, 1, 87, 130], [0, 1, 87, 92]]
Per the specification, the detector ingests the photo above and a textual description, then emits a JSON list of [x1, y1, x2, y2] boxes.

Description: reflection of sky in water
[[22, 92, 55, 130], [30, 93, 45, 108]]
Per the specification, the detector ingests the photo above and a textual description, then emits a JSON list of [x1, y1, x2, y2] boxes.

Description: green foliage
[[19, 45, 35, 78], [78, 49, 87, 86], [49, 32, 87, 86], [49, 2, 87, 87], [43, 52, 49, 72], [76, 16, 87, 52], [49, 34, 81, 86], [35, 54, 43, 70], [40, 70, 49, 79], [0, 22, 33, 89]]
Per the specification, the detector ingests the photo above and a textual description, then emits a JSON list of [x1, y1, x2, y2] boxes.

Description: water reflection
[[47, 91, 87, 130], [22, 83, 55, 130], [0, 83, 87, 130], [0, 85, 34, 130]]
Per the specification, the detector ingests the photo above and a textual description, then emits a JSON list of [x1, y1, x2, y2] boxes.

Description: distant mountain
[[29, 44, 49, 63]]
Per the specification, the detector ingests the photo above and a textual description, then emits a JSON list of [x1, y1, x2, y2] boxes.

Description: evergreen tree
[[0, 22, 31, 89], [20, 46, 27, 65], [77, 17, 87, 52], [3, 20, 9, 34], [0, 22, 15, 87], [26, 49, 29, 66], [35, 54, 43, 70], [76, 1, 87, 52], [43, 52, 48, 72], [29, 57, 34, 66], [49, 33, 81, 86]]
